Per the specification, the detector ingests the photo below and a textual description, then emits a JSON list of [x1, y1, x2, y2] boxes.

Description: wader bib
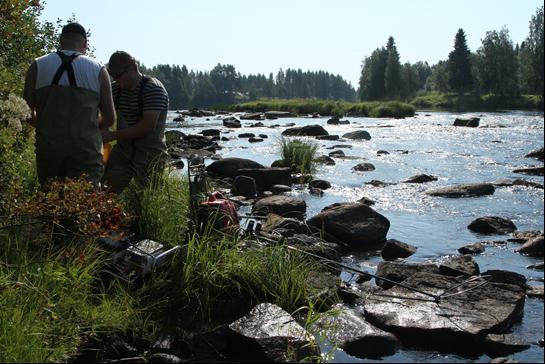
[[103, 76, 167, 193], [34, 51, 103, 186]]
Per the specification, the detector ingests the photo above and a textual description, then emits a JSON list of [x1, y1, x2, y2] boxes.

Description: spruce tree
[[385, 36, 402, 98], [447, 28, 473, 94]]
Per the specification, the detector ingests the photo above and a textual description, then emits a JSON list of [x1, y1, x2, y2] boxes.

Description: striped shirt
[[112, 76, 169, 126]]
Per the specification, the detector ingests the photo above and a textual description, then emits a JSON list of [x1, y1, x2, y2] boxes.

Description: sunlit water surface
[[168, 110, 544, 363]]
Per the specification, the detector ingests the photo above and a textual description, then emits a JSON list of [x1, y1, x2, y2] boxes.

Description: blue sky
[[40, 0, 543, 86]]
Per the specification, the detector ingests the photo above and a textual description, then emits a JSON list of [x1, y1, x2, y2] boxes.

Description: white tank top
[[35, 50, 102, 94]]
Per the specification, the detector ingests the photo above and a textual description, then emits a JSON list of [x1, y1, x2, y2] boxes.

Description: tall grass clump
[[119, 170, 190, 247], [0, 231, 136, 363], [279, 137, 318, 175], [163, 224, 321, 324]]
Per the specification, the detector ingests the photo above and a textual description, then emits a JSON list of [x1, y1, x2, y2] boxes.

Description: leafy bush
[[8, 178, 128, 245], [279, 137, 318, 175], [0, 94, 37, 214]]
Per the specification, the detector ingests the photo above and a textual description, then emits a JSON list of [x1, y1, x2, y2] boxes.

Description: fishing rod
[[253, 233, 491, 303]]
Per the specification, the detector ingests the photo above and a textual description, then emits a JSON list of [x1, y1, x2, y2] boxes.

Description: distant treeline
[[140, 63, 357, 109]]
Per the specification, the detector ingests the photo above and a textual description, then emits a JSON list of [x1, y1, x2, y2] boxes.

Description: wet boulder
[[316, 134, 341, 140], [342, 130, 371, 140], [306, 202, 390, 250], [381, 239, 417, 260], [458, 242, 486, 254], [439, 255, 480, 276], [404, 174, 438, 183], [201, 129, 220, 137], [525, 147, 544, 160], [252, 196, 306, 219], [282, 124, 329, 136], [286, 234, 342, 262], [191, 303, 317, 362], [231, 176, 257, 198], [309, 179, 332, 190], [526, 285, 544, 298], [240, 112, 264, 120], [426, 183, 495, 198], [352, 162, 376, 172], [509, 230, 543, 244], [223, 117, 241, 128], [262, 213, 309, 235], [327, 117, 350, 125], [265, 111, 293, 118], [363, 272, 526, 353], [165, 130, 186, 147], [269, 184, 292, 194], [468, 216, 517, 235], [314, 155, 336, 165], [329, 150, 345, 157], [206, 158, 264, 178], [512, 166, 544, 176], [493, 178, 544, 189], [313, 307, 400, 359], [453, 117, 480, 127], [248, 137, 264, 143], [238, 133, 255, 138], [237, 167, 291, 188], [481, 270, 527, 289], [230, 303, 317, 362], [516, 236, 544, 257], [375, 261, 440, 289], [358, 196, 376, 206], [309, 187, 323, 196]]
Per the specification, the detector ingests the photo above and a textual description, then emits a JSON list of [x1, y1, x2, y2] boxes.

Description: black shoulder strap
[[51, 51, 80, 87], [138, 76, 151, 120]]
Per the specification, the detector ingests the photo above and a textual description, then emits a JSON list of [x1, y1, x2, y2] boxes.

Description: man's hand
[[101, 129, 116, 143]]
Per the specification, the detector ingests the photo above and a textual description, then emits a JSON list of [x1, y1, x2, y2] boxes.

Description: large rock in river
[[467, 216, 517, 235], [282, 124, 329, 136], [342, 130, 372, 140], [426, 183, 495, 198], [237, 167, 292, 188], [306, 202, 390, 250], [453, 117, 480, 127], [364, 272, 526, 353], [525, 147, 544, 160], [206, 158, 264, 178], [512, 166, 544, 176], [313, 307, 400, 359], [253, 195, 306, 219]]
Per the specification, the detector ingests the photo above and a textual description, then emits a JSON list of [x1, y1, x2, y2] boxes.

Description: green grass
[[279, 138, 318, 176], [0, 232, 136, 363], [119, 170, 191, 247], [226, 98, 415, 118], [161, 225, 324, 324]]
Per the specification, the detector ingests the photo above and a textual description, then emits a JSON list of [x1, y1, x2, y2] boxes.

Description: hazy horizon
[[40, 0, 543, 86]]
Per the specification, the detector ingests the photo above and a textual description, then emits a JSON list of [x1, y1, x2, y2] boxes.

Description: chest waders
[[102, 76, 168, 194], [34, 51, 103, 186]]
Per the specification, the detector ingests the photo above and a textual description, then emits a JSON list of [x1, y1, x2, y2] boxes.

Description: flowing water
[[168, 110, 544, 363]]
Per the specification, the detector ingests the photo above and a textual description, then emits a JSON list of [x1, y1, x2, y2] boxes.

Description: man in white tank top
[[23, 22, 116, 187]]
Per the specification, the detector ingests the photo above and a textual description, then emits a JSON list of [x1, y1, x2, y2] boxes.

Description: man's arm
[[22, 61, 37, 126], [98, 67, 115, 129], [101, 110, 160, 143]]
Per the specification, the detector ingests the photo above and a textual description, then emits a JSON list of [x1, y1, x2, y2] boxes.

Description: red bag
[[200, 191, 239, 229]]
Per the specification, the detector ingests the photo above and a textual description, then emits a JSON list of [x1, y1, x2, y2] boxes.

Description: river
[[167, 110, 544, 363]]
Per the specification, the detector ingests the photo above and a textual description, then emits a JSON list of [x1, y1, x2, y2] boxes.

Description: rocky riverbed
[[162, 109, 544, 363]]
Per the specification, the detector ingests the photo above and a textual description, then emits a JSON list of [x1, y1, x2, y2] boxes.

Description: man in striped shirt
[[101, 51, 169, 193]]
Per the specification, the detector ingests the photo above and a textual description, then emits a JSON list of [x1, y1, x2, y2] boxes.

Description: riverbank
[[217, 93, 544, 119], [410, 92, 544, 111], [224, 99, 416, 118]]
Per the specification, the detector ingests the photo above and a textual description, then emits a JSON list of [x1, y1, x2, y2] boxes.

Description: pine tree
[[385, 36, 402, 98], [447, 28, 473, 94]]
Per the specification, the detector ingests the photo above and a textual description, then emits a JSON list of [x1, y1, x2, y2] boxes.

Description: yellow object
[[102, 143, 112, 164]]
